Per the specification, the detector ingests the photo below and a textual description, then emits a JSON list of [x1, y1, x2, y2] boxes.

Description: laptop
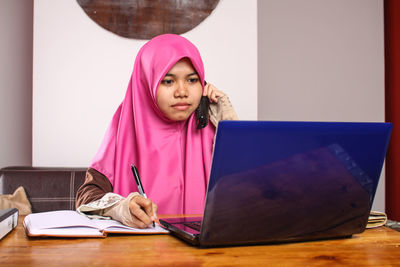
[[159, 121, 392, 247]]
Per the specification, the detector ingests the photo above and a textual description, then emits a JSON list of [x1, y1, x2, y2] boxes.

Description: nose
[[174, 81, 188, 98]]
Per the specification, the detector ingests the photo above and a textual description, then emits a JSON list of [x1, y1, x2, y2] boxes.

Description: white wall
[[29, 0, 386, 211], [32, 0, 258, 167], [258, 0, 385, 211], [0, 0, 32, 168]]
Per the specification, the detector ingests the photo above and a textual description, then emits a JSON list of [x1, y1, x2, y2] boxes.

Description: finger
[[207, 84, 219, 99], [211, 90, 222, 103], [130, 197, 153, 226], [203, 83, 209, 96], [134, 196, 154, 217], [212, 88, 225, 102], [210, 90, 218, 102], [142, 200, 155, 221], [130, 203, 153, 226], [211, 87, 224, 97], [127, 205, 150, 229], [152, 203, 158, 220], [127, 214, 149, 229], [207, 86, 213, 100]]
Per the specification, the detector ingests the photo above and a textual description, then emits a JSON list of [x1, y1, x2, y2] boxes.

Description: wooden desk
[[1, 216, 400, 266]]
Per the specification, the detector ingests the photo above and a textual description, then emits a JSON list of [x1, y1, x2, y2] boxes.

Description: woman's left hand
[[203, 83, 225, 103]]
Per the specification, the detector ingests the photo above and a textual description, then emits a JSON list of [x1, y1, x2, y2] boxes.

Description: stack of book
[[0, 208, 19, 240]]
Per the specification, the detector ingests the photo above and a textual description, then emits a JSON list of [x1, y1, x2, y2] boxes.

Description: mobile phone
[[195, 81, 209, 129]]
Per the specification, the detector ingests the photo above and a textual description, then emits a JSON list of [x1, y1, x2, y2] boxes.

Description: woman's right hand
[[128, 195, 158, 228], [203, 83, 225, 103]]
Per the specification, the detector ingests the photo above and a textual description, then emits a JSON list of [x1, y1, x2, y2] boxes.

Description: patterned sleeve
[[76, 168, 140, 226]]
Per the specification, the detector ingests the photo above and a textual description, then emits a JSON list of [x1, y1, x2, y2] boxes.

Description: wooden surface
[[1, 216, 400, 266]]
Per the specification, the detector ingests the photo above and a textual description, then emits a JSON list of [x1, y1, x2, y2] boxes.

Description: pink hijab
[[90, 34, 216, 214]]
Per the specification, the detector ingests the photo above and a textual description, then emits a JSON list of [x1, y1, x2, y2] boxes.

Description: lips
[[172, 102, 191, 111]]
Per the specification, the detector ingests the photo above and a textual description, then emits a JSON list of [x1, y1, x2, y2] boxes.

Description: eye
[[161, 79, 174, 85], [188, 77, 199, 84]]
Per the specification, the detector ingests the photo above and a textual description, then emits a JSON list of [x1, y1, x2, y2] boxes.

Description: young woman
[[76, 34, 237, 228]]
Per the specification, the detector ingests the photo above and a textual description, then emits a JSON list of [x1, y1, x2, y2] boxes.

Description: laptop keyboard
[[183, 221, 202, 231]]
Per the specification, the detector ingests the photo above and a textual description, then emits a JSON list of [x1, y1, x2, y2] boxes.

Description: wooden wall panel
[[385, 0, 400, 221]]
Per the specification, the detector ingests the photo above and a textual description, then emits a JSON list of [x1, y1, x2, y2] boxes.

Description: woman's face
[[156, 58, 203, 121]]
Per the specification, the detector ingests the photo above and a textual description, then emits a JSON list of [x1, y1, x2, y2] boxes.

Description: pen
[[131, 164, 155, 227]]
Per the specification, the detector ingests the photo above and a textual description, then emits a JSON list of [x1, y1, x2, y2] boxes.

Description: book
[[0, 208, 19, 240], [23, 210, 169, 238], [366, 211, 387, 229]]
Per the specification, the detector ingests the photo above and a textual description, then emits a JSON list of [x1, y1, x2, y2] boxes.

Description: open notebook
[[24, 210, 168, 238]]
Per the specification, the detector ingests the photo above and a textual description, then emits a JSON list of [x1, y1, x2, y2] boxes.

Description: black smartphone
[[195, 81, 209, 129]]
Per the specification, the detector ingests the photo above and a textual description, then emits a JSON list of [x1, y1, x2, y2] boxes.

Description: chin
[[170, 114, 191, 121], [173, 116, 189, 121]]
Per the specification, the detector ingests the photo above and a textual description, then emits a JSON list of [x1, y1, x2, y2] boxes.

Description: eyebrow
[[187, 72, 199, 77], [164, 72, 199, 78]]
